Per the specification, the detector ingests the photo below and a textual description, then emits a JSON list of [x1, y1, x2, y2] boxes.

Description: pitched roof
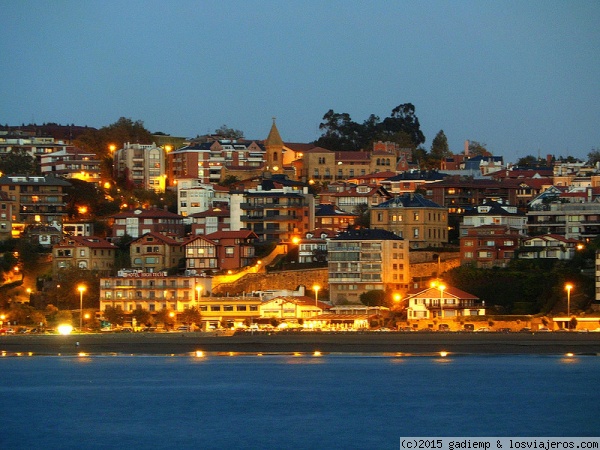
[[56, 235, 116, 249], [132, 231, 182, 245], [264, 119, 284, 147], [374, 193, 444, 209], [205, 230, 258, 240], [315, 203, 358, 217]]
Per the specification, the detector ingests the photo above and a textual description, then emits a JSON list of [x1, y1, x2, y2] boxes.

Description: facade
[[39, 147, 102, 183], [0, 191, 15, 240], [379, 171, 445, 195], [327, 229, 410, 305], [518, 234, 581, 260], [526, 202, 600, 240], [305, 305, 389, 330], [113, 142, 166, 192], [314, 203, 357, 233], [189, 207, 231, 235], [52, 235, 116, 277], [183, 230, 257, 273], [404, 285, 485, 321], [0, 133, 66, 164], [259, 297, 325, 322], [109, 208, 185, 240], [460, 200, 527, 237], [319, 183, 392, 213], [460, 225, 520, 268], [229, 174, 315, 243], [425, 178, 517, 214], [370, 193, 448, 249], [176, 179, 230, 218], [0, 174, 71, 229], [129, 232, 184, 273]]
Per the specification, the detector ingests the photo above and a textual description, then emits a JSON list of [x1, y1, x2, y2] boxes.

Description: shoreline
[[2, 332, 600, 356]]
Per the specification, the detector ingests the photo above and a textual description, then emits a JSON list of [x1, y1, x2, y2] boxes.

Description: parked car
[[0, 327, 15, 334], [519, 327, 532, 333], [177, 326, 191, 332], [476, 327, 490, 332]]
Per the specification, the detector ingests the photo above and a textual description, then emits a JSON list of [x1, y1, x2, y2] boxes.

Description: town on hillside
[[0, 119, 599, 334]]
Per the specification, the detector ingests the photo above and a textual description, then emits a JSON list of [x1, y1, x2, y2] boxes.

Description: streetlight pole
[[565, 283, 573, 330], [77, 285, 86, 331], [313, 284, 320, 308], [439, 284, 445, 320]]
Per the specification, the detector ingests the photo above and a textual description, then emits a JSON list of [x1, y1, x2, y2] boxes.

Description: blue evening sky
[[1, 0, 599, 163]]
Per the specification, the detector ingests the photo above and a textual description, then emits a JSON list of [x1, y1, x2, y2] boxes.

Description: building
[[52, 235, 117, 277], [379, 171, 445, 195], [189, 206, 231, 235], [314, 203, 357, 233], [0, 175, 71, 231], [425, 178, 517, 214], [460, 225, 520, 268], [518, 234, 582, 260], [527, 201, 600, 240], [0, 191, 15, 240], [113, 142, 166, 192], [259, 296, 326, 323], [98, 271, 261, 330], [460, 200, 527, 237], [327, 228, 410, 305], [305, 305, 389, 330], [177, 179, 230, 219], [319, 183, 392, 213], [129, 232, 184, 273], [370, 193, 448, 249], [109, 207, 185, 240], [404, 285, 485, 322], [39, 147, 102, 183], [229, 173, 315, 243], [183, 230, 257, 273]]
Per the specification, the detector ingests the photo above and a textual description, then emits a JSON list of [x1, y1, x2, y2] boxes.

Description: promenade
[[2, 331, 600, 356]]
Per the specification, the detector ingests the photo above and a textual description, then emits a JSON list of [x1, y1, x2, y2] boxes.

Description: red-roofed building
[[109, 208, 185, 240], [129, 232, 184, 273], [189, 206, 231, 235], [404, 285, 484, 322], [460, 225, 521, 268], [183, 230, 258, 273], [52, 235, 117, 277], [319, 184, 392, 213]]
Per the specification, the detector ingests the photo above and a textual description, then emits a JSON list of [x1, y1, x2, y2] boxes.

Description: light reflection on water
[[0, 354, 598, 450]]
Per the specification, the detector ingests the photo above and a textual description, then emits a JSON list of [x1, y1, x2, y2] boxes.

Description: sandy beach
[[1, 331, 600, 356]]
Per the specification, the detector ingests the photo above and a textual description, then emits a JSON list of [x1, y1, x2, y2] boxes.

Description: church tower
[[264, 117, 284, 172]]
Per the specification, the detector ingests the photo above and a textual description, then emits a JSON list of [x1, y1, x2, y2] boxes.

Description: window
[[225, 247, 234, 257], [413, 228, 419, 238]]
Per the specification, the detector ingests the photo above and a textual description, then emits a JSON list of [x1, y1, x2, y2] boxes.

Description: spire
[[265, 117, 283, 148]]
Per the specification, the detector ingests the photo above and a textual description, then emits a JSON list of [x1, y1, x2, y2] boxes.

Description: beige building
[[327, 228, 410, 304], [52, 235, 117, 277], [113, 142, 166, 192], [370, 193, 448, 249], [129, 232, 184, 273]]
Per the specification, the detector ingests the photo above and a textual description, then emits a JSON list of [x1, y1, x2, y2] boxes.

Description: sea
[[0, 353, 598, 450]]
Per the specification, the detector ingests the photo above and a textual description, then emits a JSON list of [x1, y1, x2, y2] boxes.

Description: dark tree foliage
[[74, 117, 153, 158], [429, 130, 451, 164], [314, 103, 426, 152], [0, 148, 37, 175], [360, 289, 386, 307]]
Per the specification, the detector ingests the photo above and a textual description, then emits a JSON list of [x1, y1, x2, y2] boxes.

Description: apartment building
[[113, 142, 165, 192], [327, 228, 410, 305], [229, 174, 315, 243], [370, 193, 448, 249], [0, 174, 71, 229], [183, 230, 257, 273], [109, 207, 185, 240], [460, 200, 527, 237], [39, 147, 102, 183], [460, 225, 520, 268], [527, 202, 600, 240]]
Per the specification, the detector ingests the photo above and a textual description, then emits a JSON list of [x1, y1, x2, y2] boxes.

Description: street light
[[313, 284, 321, 308], [77, 285, 86, 331], [431, 281, 446, 319], [565, 283, 573, 329]]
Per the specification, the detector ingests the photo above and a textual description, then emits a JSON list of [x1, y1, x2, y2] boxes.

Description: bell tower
[[264, 117, 284, 173]]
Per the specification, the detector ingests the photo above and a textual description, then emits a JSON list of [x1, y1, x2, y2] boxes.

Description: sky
[[1, 0, 599, 164]]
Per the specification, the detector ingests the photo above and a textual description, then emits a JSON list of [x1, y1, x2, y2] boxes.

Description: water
[[1, 354, 598, 450]]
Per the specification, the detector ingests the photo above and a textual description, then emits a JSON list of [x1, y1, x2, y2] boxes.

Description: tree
[[587, 148, 600, 166], [515, 155, 540, 167], [215, 125, 244, 140], [155, 308, 176, 330], [429, 130, 451, 164], [360, 290, 386, 306], [0, 148, 36, 175], [131, 308, 152, 327], [380, 103, 426, 148], [74, 117, 153, 158], [102, 306, 124, 327], [352, 203, 370, 228], [180, 307, 201, 326], [468, 141, 491, 157]]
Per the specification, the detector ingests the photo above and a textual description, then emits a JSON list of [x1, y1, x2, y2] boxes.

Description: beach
[[2, 331, 600, 355]]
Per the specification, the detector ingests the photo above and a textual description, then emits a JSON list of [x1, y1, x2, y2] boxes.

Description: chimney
[[464, 140, 470, 156]]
